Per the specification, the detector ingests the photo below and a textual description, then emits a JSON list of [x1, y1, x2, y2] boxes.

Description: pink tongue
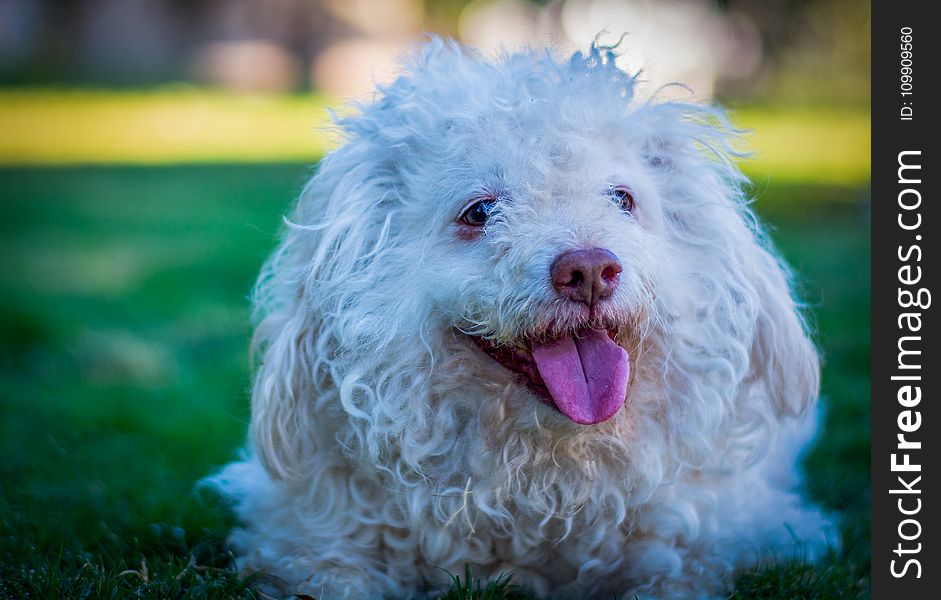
[[531, 329, 630, 425]]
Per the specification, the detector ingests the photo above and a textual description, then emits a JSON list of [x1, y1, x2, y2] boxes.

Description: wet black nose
[[550, 248, 622, 307]]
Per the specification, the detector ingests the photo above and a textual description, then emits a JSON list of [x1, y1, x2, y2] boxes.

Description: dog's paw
[[295, 567, 381, 600]]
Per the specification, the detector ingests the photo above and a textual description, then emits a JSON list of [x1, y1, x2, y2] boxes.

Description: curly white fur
[[209, 39, 835, 599]]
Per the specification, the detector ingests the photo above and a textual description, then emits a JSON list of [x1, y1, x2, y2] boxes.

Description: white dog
[[211, 39, 835, 598]]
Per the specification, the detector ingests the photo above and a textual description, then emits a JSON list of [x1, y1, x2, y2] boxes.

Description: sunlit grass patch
[[733, 105, 870, 186], [0, 89, 869, 186], [0, 88, 333, 165]]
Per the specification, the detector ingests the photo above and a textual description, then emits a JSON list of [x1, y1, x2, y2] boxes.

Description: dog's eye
[[611, 186, 635, 213], [460, 198, 497, 227]]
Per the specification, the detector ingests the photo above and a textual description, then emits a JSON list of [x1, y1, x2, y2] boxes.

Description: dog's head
[[251, 40, 819, 486]]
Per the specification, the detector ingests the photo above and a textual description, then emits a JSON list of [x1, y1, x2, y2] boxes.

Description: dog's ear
[[247, 140, 403, 479], [249, 290, 320, 480], [642, 104, 819, 420], [246, 163, 340, 480], [745, 243, 820, 419]]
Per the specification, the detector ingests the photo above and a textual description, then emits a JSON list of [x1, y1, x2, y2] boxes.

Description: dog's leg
[[719, 408, 838, 566], [210, 458, 421, 598], [621, 428, 836, 598]]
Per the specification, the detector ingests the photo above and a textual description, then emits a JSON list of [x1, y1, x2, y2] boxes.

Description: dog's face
[[422, 126, 660, 426], [252, 41, 819, 482], [342, 47, 686, 429]]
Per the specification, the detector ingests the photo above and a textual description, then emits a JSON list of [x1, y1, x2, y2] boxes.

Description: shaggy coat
[[211, 40, 834, 598]]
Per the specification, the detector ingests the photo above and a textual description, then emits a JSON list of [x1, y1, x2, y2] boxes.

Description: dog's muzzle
[[471, 246, 631, 425]]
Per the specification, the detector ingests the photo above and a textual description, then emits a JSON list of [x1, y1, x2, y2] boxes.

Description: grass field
[[0, 164, 870, 598]]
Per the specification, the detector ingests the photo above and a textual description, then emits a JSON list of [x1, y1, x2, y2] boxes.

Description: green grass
[[0, 164, 869, 598]]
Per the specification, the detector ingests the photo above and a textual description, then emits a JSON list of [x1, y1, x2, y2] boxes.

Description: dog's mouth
[[470, 327, 630, 425]]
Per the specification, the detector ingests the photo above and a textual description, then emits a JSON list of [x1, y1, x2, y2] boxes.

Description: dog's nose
[[550, 248, 622, 307]]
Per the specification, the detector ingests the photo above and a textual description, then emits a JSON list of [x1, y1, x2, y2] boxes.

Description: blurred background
[[0, 0, 870, 171], [1, 0, 869, 99], [0, 0, 870, 597]]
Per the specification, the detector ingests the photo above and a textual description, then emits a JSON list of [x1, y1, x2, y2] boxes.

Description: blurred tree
[[721, 0, 870, 104], [0, 0, 869, 104]]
